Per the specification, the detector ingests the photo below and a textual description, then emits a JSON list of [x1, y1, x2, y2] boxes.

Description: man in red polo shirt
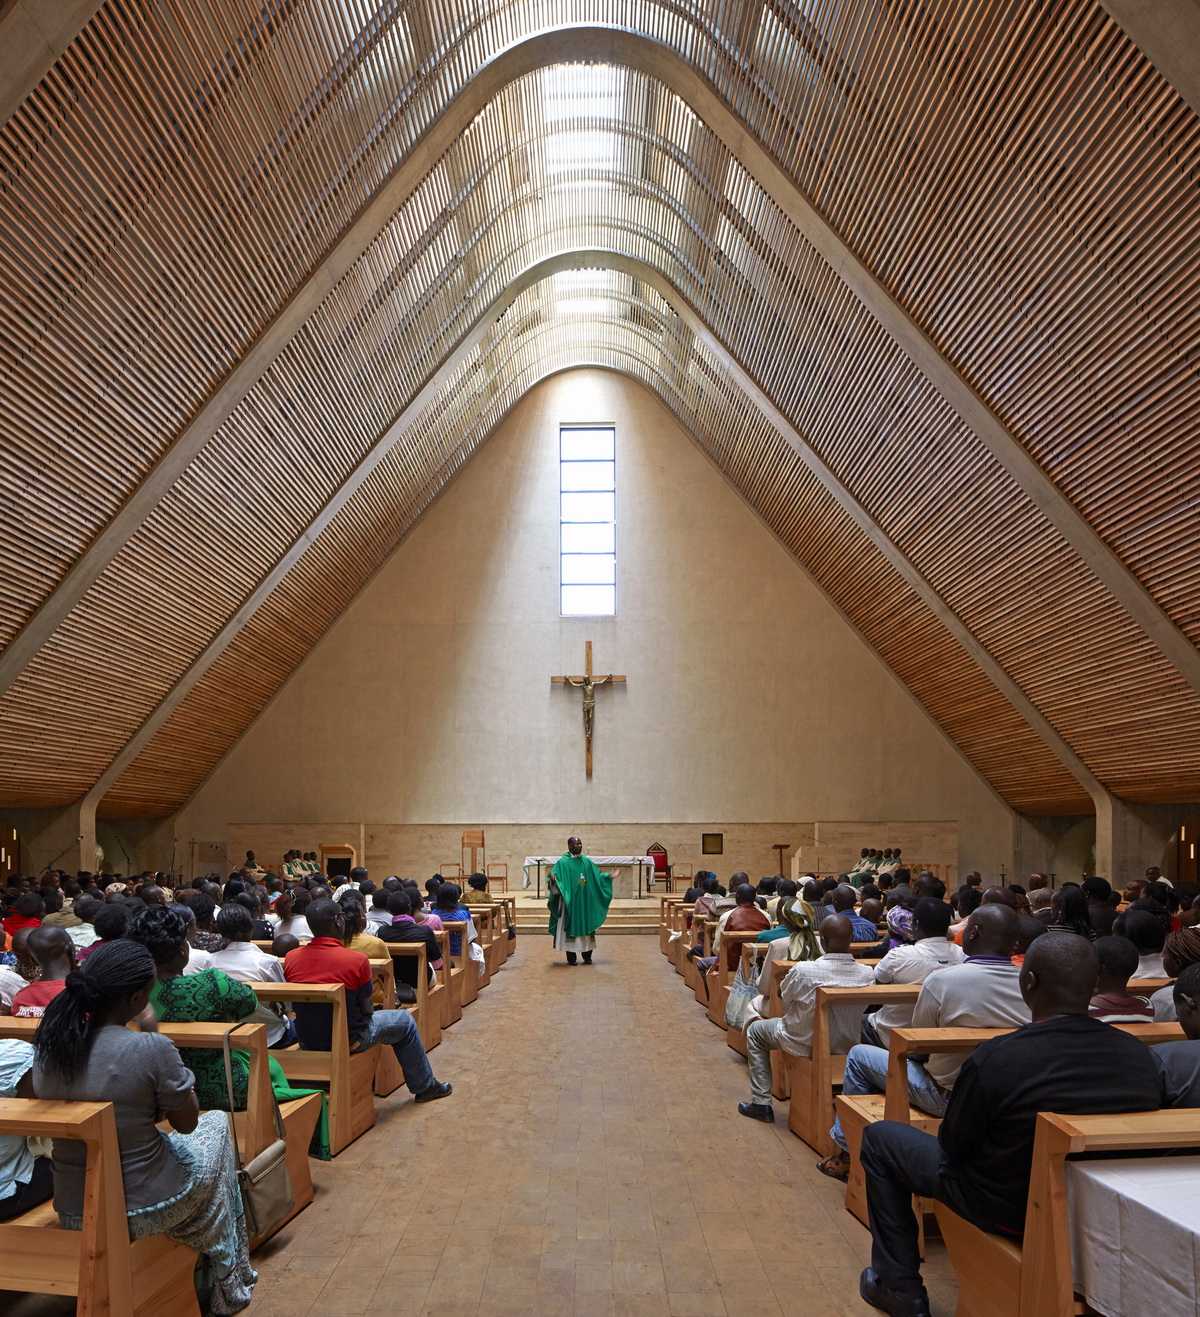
[[283, 899, 450, 1103]]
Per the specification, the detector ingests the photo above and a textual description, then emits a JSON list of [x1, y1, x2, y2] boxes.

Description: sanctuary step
[[510, 894, 658, 935]]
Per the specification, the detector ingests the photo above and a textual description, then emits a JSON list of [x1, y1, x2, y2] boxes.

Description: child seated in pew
[[0, 1039, 53, 1219], [32, 940, 258, 1313], [1088, 935, 1155, 1022], [284, 899, 451, 1104]]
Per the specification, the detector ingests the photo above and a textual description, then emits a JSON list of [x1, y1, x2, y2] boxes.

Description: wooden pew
[[936, 1105, 1200, 1317], [839, 1020, 1187, 1232], [442, 921, 477, 1007], [380, 942, 438, 1052], [0, 1018, 321, 1243], [492, 896, 517, 961], [705, 930, 764, 1027], [783, 983, 921, 1156], [249, 982, 380, 1156], [433, 929, 460, 1027], [0, 1097, 201, 1316], [471, 904, 502, 980], [659, 897, 685, 956]]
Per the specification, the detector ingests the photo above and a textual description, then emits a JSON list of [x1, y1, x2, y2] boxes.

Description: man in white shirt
[[821, 906, 1029, 1178], [865, 899, 964, 1047], [208, 905, 292, 1046], [739, 914, 875, 1124]]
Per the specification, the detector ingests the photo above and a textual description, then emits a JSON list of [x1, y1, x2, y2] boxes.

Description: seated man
[[284, 899, 451, 1103], [832, 885, 888, 944], [365, 886, 394, 929], [1153, 963, 1200, 1103], [375, 890, 443, 984], [862, 898, 964, 1047], [738, 913, 875, 1124], [1114, 906, 1168, 978], [10, 926, 76, 1018], [856, 935, 1163, 1317], [1088, 935, 1154, 1021], [695, 884, 770, 991], [822, 906, 1028, 1180]]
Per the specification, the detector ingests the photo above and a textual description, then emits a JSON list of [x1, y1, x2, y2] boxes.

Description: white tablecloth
[[522, 855, 656, 891], [1068, 1155, 1200, 1317]]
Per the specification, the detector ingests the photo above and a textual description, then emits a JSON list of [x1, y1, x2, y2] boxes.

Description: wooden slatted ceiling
[[0, 4, 1195, 809], [100, 271, 1088, 816], [1, 59, 1198, 811], [3, 1, 1196, 653]]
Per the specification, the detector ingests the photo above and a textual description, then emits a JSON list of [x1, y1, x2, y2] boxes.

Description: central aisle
[[250, 938, 956, 1316]]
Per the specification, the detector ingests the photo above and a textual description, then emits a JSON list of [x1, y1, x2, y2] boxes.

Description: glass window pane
[[560, 460, 615, 491], [561, 428, 615, 460], [561, 491, 614, 522], [561, 553, 616, 584], [562, 584, 615, 616], [561, 522, 615, 554]]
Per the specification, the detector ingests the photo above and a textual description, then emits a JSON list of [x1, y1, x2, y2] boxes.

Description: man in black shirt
[[858, 930, 1164, 1317], [375, 891, 442, 991]]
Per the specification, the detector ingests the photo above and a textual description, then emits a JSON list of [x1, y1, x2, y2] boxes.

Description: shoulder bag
[[221, 1026, 294, 1239]]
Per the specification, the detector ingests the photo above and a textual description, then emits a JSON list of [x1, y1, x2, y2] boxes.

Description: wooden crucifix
[[551, 640, 626, 775]]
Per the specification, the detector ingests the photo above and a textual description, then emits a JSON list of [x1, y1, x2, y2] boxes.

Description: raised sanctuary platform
[[511, 894, 657, 935]]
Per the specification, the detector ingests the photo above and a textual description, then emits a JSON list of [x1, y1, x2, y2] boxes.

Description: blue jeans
[[830, 1043, 950, 1151], [356, 1009, 435, 1095]]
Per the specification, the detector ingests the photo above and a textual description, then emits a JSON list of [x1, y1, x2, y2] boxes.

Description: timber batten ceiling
[[1, 0, 1198, 818]]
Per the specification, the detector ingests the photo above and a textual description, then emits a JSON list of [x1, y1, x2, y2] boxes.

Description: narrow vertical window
[[560, 425, 616, 616]]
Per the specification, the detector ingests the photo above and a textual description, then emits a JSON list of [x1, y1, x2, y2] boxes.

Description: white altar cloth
[[1067, 1154, 1200, 1317], [523, 855, 656, 895]]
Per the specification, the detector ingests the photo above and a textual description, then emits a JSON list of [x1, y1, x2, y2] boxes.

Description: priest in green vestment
[[547, 836, 613, 965]]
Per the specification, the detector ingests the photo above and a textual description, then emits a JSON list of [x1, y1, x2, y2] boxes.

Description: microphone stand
[[43, 836, 84, 877]]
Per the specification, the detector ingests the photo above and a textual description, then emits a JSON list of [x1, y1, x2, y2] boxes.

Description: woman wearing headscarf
[[754, 894, 821, 998]]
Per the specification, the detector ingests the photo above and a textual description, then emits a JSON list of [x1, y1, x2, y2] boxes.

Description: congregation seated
[[463, 873, 495, 905], [10, 925, 75, 1018], [375, 891, 443, 982], [694, 883, 769, 980], [947, 886, 981, 941], [76, 902, 130, 961], [861, 898, 963, 1048], [1088, 935, 1154, 1021], [365, 882, 395, 928], [0, 1038, 53, 1219], [168, 900, 216, 973], [757, 879, 800, 941], [180, 889, 228, 952], [207, 906, 296, 1044], [283, 899, 451, 1103], [1116, 901, 1170, 976], [738, 913, 874, 1124], [831, 884, 881, 942], [821, 905, 1029, 1181], [270, 886, 313, 941], [1011, 913, 1047, 965], [1046, 883, 1094, 939], [1082, 874, 1117, 935], [430, 882, 478, 958], [32, 940, 257, 1312], [854, 934, 1164, 1317], [754, 892, 820, 994], [1028, 886, 1054, 923], [2, 892, 44, 938]]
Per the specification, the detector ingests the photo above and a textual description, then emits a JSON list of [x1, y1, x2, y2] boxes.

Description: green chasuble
[[547, 853, 613, 939]]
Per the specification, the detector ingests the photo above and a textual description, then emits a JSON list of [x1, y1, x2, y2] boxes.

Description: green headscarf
[[779, 896, 820, 962]]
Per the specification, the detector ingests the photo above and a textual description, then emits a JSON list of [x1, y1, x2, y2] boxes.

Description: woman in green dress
[[125, 906, 330, 1159]]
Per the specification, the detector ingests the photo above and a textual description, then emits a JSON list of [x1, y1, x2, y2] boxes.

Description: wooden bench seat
[[0, 1097, 201, 1316], [249, 982, 380, 1156]]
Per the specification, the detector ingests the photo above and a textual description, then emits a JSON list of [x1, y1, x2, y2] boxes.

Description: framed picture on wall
[[701, 833, 723, 855]]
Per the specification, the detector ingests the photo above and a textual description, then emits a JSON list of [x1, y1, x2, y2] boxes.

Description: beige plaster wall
[[178, 369, 1013, 875]]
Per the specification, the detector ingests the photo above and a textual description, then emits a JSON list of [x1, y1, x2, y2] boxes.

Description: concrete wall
[[177, 369, 1013, 877]]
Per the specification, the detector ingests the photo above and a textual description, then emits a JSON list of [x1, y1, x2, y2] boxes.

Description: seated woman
[[336, 894, 395, 1006], [32, 940, 256, 1313], [124, 909, 329, 1158], [270, 887, 312, 942], [430, 883, 478, 960], [207, 906, 294, 1047], [462, 874, 495, 906]]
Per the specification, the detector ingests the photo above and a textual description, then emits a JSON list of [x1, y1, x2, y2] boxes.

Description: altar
[[522, 855, 656, 897]]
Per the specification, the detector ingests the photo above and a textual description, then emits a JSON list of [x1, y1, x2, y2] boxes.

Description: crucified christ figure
[[561, 671, 614, 745]]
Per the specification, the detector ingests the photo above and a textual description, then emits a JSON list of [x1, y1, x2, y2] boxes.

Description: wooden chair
[[672, 863, 694, 893], [249, 982, 380, 1156], [783, 983, 921, 1155], [0, 1097, 201, 1317], [485, 862, 509, 893], [462, 829, 486, 875], [438, 862, 464, 880]]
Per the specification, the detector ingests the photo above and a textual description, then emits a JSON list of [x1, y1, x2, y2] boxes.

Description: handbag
[[724, 959, 759, 1030], [221, 1027, 294, 1239]]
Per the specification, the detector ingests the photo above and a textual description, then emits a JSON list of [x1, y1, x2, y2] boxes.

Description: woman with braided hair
[[32, 939, 256, 1314]]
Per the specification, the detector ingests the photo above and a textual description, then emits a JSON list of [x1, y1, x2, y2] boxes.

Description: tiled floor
[[1, 935, 958, 1316], [249, 935, 958, 1316]]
